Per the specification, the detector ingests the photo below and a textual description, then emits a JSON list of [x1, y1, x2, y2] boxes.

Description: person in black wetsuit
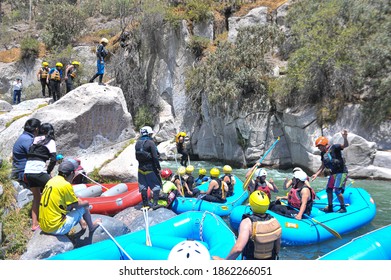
[[135, 126, 162, 210]]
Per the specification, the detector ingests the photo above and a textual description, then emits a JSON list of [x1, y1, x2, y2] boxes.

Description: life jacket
[[242, 214, 282, 260], [39, 67, 49, 79], [135, 140, 152, 162], [175, 132, 186, 143], [173, 174, 186, 195], [210, 178, 226, 200], [255, 181, 271, 199], [185, 174, 195, 191], [221, 174, 234, 196], [96, 44, 108, 59], [68, 67, 77, 79], [287, 185, 316, 215], [322, 145, 347, 174], [50, 69, 61, 81], [162, 180, 177, 208]]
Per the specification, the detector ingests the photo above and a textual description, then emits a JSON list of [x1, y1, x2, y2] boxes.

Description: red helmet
[[315, 136, 329, 147], [161, 168, 173, 179]]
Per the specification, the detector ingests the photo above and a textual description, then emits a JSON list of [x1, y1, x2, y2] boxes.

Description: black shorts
[[25, 173, 51, 189]]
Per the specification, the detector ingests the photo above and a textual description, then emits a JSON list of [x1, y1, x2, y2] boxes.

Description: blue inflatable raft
[[318, 224, 391, 260], [229, 187, 376, 246], [47, 211, 238, 260], [170, 175, 249, 217]]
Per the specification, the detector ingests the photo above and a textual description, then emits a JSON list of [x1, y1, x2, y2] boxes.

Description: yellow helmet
[[71, 61, 80, 66], [178, 166, 186, 176], [210, 167, 220, 178], [223, 165, 232, 174], [249, 191, 270, 214], [198, 168, 207, 176], [186, 165, 194, 174], [100, 37, 109, 44], [42, 61, 49, 67], [55, 62, 63, 68]]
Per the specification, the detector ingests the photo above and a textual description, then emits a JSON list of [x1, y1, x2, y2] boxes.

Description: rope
[[142, 207, 152, 246], [98, 222, 132, 260], [199, 211, 224, 242]]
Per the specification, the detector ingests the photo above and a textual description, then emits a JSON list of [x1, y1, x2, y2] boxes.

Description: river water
[[160, 160, 391, 260]]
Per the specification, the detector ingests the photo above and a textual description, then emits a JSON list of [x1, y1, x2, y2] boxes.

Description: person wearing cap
[[135, 125, 162, 209], [39, 159, 101, 235], [311, 130, 349, 213], [11, 77, 23, 105], [47, 62, 64, 102], [89, 37, 109, 85], [37, 61, 51, 97], [65, 61, 80, 93], [271, 170, 316, 220]]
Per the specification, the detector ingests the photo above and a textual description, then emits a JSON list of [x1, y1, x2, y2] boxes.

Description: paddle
[[98, 222, 133, 260], [283, 203, 342, 239], [78, 172, 109, 191], [243, 137, 280, 190], [304, 214, 342, 239]]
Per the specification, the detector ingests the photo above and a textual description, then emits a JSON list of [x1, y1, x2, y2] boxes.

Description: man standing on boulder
[[89, 37, 109, 85], [135, 126, 162, 210]]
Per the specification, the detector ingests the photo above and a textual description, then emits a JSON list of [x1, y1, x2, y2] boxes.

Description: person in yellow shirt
[[39, 159, 101, 235]]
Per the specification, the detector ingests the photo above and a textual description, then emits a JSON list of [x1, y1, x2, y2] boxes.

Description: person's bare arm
[[341, 129, 349, 149], [311, 162, 325, 181], [268, 178, 279, 193], [222, 218, 252, 260]]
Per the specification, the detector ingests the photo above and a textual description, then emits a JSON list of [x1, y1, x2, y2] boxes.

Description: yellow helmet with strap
[[175, 131, 187, 143]]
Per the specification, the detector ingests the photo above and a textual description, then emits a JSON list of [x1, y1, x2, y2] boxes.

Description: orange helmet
[[315, 136, 329, 147]]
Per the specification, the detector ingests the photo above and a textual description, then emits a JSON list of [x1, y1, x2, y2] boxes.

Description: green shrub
[[20, 37, 40, 60], [134, 105, 154, 131], [188, 36, 210, 58], [186, 25, 283, 113], [42, 3, 87, 50], [280, 0, 391, 126]]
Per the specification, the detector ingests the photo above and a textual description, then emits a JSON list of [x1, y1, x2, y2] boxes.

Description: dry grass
[[234, 0, 289, 16], [0, 43, 47, 63]]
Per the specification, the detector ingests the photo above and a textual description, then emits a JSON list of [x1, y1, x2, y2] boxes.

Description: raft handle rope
[[142, 207, 152, 246], [98, 222, 132, 260], [199, 211, 234, 242]]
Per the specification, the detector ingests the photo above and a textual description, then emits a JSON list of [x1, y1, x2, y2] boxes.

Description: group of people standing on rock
[[11, 118, 100, 235], [34, 37, 110, 104], [37, 61, 80, 102]]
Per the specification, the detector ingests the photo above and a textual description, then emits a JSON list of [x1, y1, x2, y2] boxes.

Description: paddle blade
[[243, 166, 256, 190], [311, 218, 342, 239]]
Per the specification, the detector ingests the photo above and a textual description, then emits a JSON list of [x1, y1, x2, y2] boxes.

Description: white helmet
[[293, 167, 303, 173], [168, 240, 211, 261], [294, 170, 308, 182], [100, 37, 109, 44], [140, 126, 153, 136], [255, 168, 267, 178]]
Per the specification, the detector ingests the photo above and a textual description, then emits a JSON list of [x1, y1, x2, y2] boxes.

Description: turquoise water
[[160, 160, 391, 260]]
